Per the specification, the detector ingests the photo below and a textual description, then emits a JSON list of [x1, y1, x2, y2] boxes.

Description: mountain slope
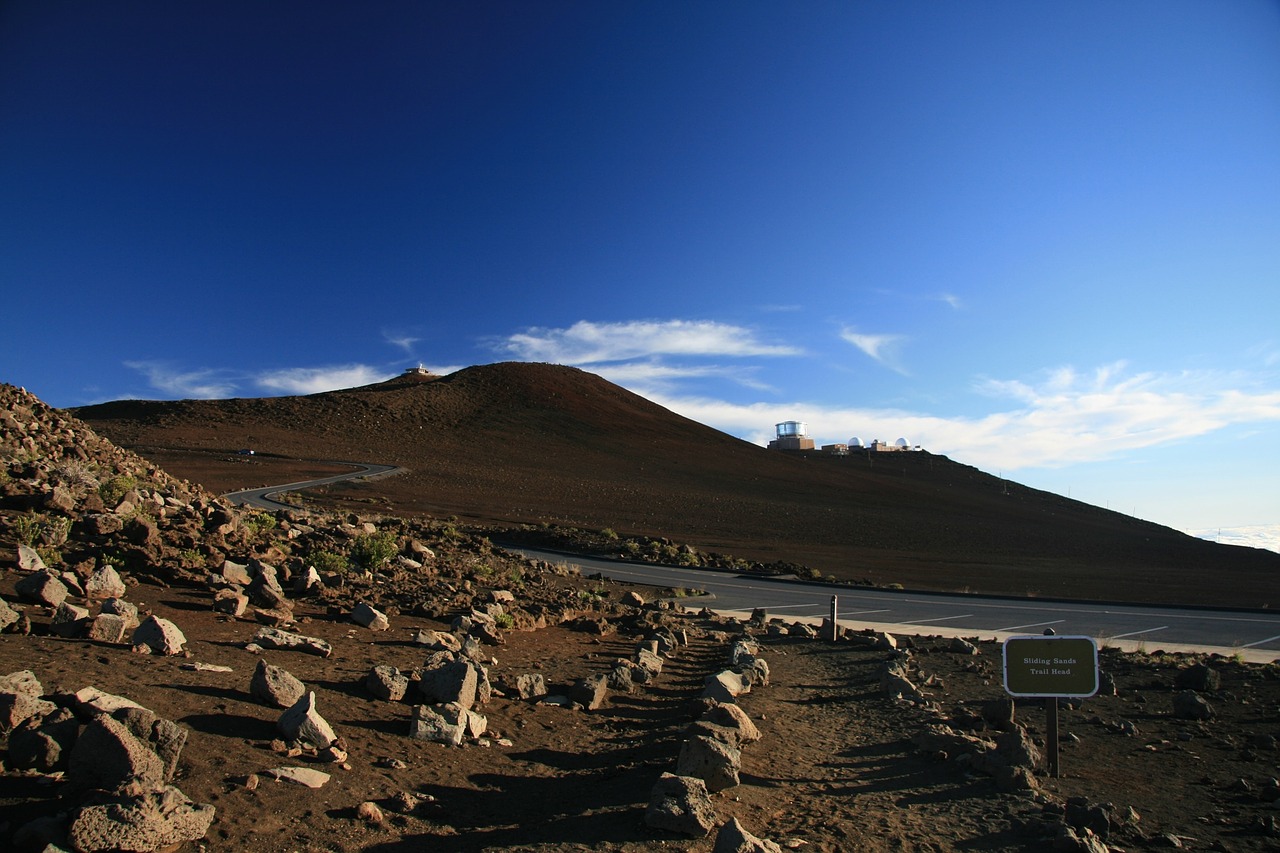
[[73, 362, 1280, 606]]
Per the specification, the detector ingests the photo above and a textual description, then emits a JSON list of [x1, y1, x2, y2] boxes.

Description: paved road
[[507, 547, 1280, 659], [223, 462, 402, 511]]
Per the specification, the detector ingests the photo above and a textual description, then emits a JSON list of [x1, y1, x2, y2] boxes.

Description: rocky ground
[[4, 383, 1280, 852]]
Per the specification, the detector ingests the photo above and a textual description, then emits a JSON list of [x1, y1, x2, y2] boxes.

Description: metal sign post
[[1002, 632, 1098, 778], [829, 595, 838, 641]]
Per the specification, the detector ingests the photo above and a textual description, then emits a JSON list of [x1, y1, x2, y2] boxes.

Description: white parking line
[[991, 619, 1065, 632], [839, 608, 892, 617], [1243, 633, 1280, 649], [1110, 625, 1169, 639], [750, 603, 827, 611], [900, 614, 974, 625]]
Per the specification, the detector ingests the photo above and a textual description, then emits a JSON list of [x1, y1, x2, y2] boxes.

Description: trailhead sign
[[1003, 635, 1099, 698]]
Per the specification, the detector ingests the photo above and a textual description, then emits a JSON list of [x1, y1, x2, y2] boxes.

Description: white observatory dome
[[895, 437, 910, 447], [849, 437, 864, 447]]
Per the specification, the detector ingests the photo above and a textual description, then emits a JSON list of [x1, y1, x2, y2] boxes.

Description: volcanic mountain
[[73, 362, 1280, 608]]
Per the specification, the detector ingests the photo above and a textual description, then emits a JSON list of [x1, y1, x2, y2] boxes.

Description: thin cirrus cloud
[[253, 365, 398, 396], [642, 363, 1280, 473], [840, 327, 909, 374], [382, 331, 421, 354], [124, 361, 238, 400], [500, 319, 802, 365]]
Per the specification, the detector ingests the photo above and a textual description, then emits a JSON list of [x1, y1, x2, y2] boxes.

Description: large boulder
[[132, 616, 187, 656], [250, 660, 306, 708], [15, 570, 68, 607], [418, 659, 481, 710], [67, 785, 215, 852], [677, 734, 742, 792], [84, 564, 127, 600], [68, 715, 166, 794], [570, 674, 610, 711], [408, 702, 487, 746], [277, 691, 337, 749], [645, 773, 717, 837]]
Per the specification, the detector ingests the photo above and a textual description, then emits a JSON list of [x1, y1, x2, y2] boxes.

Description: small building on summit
[[768, 421, 815, 451]]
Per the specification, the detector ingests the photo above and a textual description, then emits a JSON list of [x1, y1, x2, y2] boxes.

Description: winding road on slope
[[222, 461, 402, 511], [222, 467, 1280, 660]]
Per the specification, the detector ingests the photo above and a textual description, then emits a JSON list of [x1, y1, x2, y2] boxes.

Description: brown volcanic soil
[[74, 363, 1280, 609], [5, 582, 1280, 853]]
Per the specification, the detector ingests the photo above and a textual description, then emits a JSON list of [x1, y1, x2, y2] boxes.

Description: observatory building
[[768, 421, 815, 451]]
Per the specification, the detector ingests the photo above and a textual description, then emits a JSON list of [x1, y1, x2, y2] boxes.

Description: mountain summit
[[74, 362, 1280, 607]]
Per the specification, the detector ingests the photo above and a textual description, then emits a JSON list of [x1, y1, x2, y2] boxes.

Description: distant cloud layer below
[[641, 362, 1280, 474]]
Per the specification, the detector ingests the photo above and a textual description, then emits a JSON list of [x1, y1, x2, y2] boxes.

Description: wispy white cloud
[[635, 364, 1280, 473], [839, 327, 909, 374], [254, 365, 396, 395], [937, 292, 963, 310], [382, 330, 421, 354], [124, 361, 238, 399], [500, 319, 801, 364], [591, 360, 778, 395]]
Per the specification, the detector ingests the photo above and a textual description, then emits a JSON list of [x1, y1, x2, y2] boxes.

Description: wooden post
[[1043, 626, 1060, 777], [1046, 696, 1060, 777]]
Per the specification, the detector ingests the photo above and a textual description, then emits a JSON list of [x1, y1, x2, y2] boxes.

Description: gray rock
[[86, 613, 131, 644], [252, 627, 332, 657], [68, 714, 166, 794], [703, 670, 751, 703], [0, 691, 57, 734], [131, 616, 186, 655], [149, 718, 188, 783], [294, 565, 323, 594], [677, 734, 741, 792], [1, 669, 44, 697], [219, 559, 252, 585], [515, 673, 547, 700], [702, 702, 761, 743], [408, 702, 487, 745], [67, 785, 215, 851], [277, 691, 337, 748], [713, 817, 784, 853], [994, 727, 1042, 770], [17, 543, 47, 572], [15, 570, 68, 607], [263, 766, 330, 787], [1172, 690, 1214, 720], [101, 598, 140, 627], [414, 630, 462, 652], [635, 647, 664, 678], [7, 707, 80, 772], [50, 601, 90, 638], [0, 597, 22, 632], [250, 660, 306, 708], [418, 659, 481, 710], [212, 589, 249, 617], [645, 773, 717, 837], [365, 665, 409, 702], [73, 686, 147, 717], [1175, 663, 1221, 692], [84, 564, 126, 600], [352, 602, 389, 631], [569, 674, 609, 711]]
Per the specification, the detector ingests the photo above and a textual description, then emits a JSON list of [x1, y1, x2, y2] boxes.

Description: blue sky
[[3, 1, 1279, 545]]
